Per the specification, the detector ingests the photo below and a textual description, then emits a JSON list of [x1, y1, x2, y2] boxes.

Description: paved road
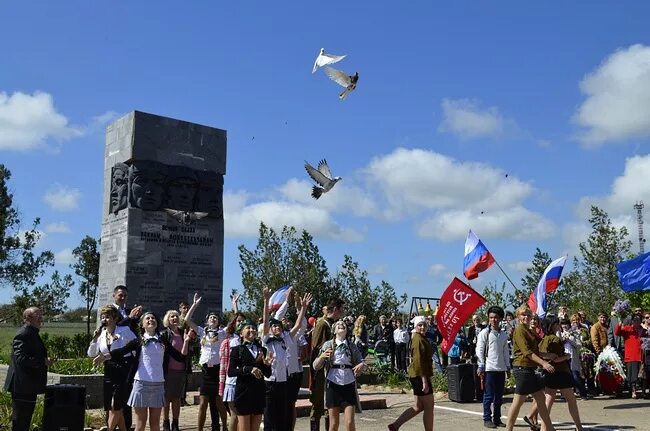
[[169, 391, 644, 431]]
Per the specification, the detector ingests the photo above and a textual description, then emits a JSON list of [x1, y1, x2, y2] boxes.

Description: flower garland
[[593, 346, 626, 394]]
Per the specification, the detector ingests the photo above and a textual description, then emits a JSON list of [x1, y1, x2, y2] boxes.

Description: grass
[[0, 322, 89, 360]]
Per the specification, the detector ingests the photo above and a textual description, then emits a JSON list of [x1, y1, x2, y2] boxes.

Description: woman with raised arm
[[161, 293, 201, 431], [88, 305, 138, 431]]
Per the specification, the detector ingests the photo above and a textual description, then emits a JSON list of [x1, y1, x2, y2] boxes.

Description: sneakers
[[493, 422, 506, 428], [484, 421, 497, 429]]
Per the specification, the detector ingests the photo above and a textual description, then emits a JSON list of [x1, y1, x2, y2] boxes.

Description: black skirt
[[627, 361, 641, 384], [545, 371, 573, 390], [409, 377, 433, 397], [513, 367, 544, 395], [200, 364, 220, 396], [103, 361, 132, 411], [326, 381, 357, 409]]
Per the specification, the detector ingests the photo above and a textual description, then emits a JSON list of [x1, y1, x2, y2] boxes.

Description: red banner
[[436, 277, 486, 354]]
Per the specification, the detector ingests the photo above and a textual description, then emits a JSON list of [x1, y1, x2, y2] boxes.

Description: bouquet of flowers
[[612, 299, 631, 315], [594, 346, 626, 394]]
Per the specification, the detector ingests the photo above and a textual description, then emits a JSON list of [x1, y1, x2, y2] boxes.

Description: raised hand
[[193, 292, 202, 305], [301, 293, 313, 308], [185, 328, 197, 342], [129, 305, 143, 319], [262, 286, 272, 300]]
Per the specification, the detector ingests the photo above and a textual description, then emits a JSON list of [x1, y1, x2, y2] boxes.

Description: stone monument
[[97, 111, 226, 315]]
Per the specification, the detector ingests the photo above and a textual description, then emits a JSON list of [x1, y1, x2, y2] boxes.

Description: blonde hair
[[515, 305, 532, 317], [99, 304, 120, 321], [163, 310, 183, 328], [353, 315, 366, 337]]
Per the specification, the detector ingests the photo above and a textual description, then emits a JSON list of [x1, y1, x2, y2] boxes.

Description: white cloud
[[0, 91, 81, 151], [365, 147, 539, 223], [438, 98, 505, 140], [277, 178, 377, 217], [507, 261, 530, 273], [428, 263, 446, 275], [44, 222, 71, 234], [573, 44, 650, 146], [417, 207, 555, 241], [577, 155, 650, 220], [54, 248, 74, 265], [367, 265, 386, 275], [43, 184, 82, 211], [223, 190, 363, 242]]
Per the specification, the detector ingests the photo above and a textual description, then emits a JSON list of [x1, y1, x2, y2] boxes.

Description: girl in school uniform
[[313, 319, 366, 431], [187, 309, 230, 431], [228, 318, 273, 431], [219, 301, 246, 431]]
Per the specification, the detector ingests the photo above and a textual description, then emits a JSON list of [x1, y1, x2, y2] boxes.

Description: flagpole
[[493, 258, 518, 290]]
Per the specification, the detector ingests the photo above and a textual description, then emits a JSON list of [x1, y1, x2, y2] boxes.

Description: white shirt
[[476, 326, 510, 372], [87, 325, 136, 358], [198, 326, 227, 366], [135, 333, 165, 382], [263, 333, 290, 382], [113, 303, 128, 320], [326, 339, 355, 385], [393, 327, 409, 344]]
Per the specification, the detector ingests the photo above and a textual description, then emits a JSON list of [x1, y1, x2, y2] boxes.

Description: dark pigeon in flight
[[324, 66, 359, 100], [304, 159, 342, 199]]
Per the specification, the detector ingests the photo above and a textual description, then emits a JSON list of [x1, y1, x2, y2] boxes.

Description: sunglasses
[[645, 316, 650, 319]]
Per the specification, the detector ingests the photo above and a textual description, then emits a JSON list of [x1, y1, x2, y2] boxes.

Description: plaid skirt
[[128, 380, 165, 408]]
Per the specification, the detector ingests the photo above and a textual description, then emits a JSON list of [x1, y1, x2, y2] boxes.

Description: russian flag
[[528, 256, 567, 318], [463, 230, 495, 280], [268, 284, 290, 312]]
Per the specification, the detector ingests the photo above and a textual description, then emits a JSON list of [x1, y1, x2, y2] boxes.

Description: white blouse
[[326, 339, 355, 386], [198, 326, 227, 366], [134, 333, 165, 382], [263, 333, 290, 382], [87, 325, 136, 358]]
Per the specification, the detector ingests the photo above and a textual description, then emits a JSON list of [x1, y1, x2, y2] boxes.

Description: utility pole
[[634, 201, 645, 254]]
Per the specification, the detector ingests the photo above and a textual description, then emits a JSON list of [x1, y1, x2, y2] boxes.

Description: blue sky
[[2, 2, 650, 310]]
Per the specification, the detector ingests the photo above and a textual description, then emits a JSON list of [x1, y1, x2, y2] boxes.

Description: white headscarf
[[411, 315, 428, 333]]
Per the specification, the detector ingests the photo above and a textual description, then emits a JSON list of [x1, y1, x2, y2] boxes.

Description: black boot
[[310, 419, 320, 431], [324, 417, 330, 431], [163, 419, 171, 431], [171, 419, 180, 431]]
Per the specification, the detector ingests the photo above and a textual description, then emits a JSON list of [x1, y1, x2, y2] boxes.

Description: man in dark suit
[[4, 307, 53, 431]]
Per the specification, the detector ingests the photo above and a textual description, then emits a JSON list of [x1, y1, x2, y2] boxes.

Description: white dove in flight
[[324, 66, 359, 100], [312, 48, 346, 74], [304, 159, 342, 199]]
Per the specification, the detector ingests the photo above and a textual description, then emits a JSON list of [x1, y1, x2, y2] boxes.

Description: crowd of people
[[4, 285, 650, 431]]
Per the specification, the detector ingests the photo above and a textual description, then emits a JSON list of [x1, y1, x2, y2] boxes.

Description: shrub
[[1, 390, 102, 428]]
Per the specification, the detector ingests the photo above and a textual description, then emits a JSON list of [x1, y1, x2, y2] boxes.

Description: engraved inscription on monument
[[97, 111, 226, 315]]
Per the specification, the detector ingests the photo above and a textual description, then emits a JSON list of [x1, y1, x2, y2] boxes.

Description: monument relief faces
[[110, 160, 222, 216], [166, 166, 198, 211], [109, 162, 129, 214], [129, 160, 167, 211], [196, 170, 224, 219]]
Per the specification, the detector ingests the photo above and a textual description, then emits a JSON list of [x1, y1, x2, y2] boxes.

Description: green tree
[[476, 281, 513, 319], [238, 223, 335, 316], [71, 236, 100, 334], [0, 165, 54, 291], [563, 206, 632, 318], [330, 255, 406, 325], [11, 270, 73, 321]]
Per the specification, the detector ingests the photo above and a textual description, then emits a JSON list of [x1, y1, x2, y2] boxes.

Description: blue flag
[[617, 251, 650, 292]]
